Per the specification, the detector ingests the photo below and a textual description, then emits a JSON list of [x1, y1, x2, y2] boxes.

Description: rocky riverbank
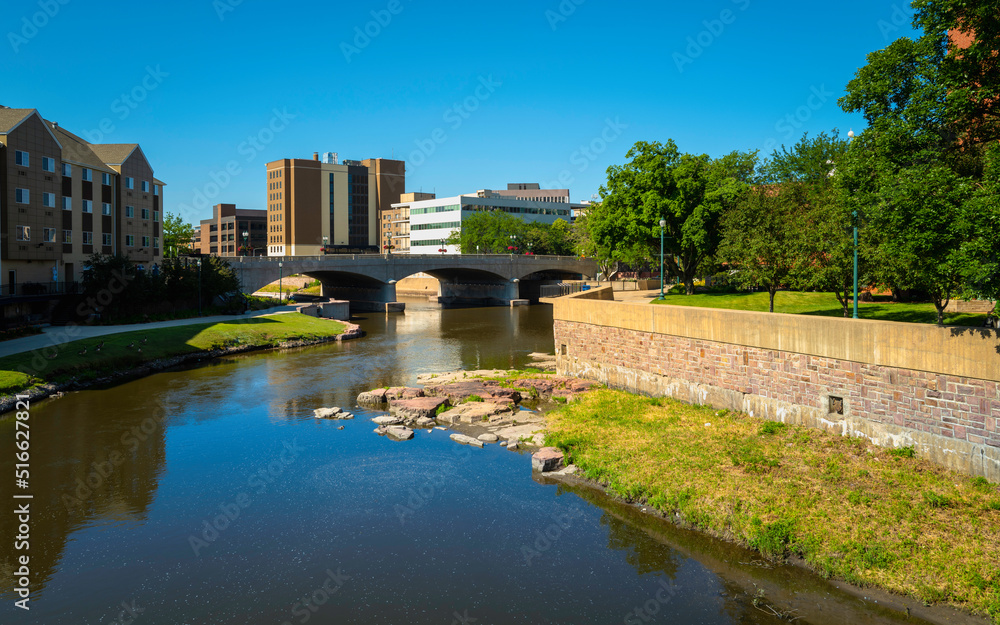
[[354, 367, 597, 457]]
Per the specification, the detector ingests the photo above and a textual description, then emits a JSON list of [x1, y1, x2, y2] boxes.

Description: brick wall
[[553, 292, 1000, 481]]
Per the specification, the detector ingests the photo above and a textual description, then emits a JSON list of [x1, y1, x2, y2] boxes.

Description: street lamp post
[[278, 261, 284, 302], [848, 129, 859, 319], [196, 258, 202, 316], [242, 230, 249, 256], [657, 219, 666, 300]]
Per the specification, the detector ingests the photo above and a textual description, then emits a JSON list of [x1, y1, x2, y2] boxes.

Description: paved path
[[0, 305, 299, 359]]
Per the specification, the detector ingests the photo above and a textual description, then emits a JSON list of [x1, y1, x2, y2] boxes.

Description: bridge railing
[[239, 254, 592, 263]]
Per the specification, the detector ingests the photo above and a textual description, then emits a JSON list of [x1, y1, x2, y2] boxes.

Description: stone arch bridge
[[234, 254, 597, 311]]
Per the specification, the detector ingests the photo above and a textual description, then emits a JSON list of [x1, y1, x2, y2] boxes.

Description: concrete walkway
[[0, 305, 299, 359]]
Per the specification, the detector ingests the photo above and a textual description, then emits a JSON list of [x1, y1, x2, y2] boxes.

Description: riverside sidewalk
[[0, 305, 299, 359]]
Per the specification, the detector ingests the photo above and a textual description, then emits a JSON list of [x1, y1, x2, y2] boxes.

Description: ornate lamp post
[[242, 230, 249, 256]]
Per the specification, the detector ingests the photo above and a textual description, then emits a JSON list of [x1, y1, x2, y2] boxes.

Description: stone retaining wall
[[553, 287, 1000, 481]]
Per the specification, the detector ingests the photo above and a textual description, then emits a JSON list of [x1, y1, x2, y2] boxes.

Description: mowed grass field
[[0, 314, 346, 395], [651, 290, 989, 326], [546, 390, 1000, 622]]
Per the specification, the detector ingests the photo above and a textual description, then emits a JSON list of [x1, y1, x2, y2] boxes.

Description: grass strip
[[650, 290, 988, 326], [545, 389, 1000, 622], [0, 314, 347, 395]]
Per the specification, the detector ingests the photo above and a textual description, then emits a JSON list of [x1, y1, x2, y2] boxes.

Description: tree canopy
[[445, 210, 575, 256], [589, 140, 755, 294], [163, 212, 195, 257]]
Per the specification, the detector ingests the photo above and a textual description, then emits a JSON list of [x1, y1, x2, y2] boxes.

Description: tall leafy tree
[[591, 140, 754, 294], [445, 211, 574, 255], [838, 1, 1000, 323], [163, 212, 195, 257], [718, 183, 804, 313]]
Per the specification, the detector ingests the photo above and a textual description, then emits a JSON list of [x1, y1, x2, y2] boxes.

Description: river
[[0, 299, 951, 624]]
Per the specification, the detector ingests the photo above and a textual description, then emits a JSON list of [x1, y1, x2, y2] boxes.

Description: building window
[[153, 210, 159, 222], [126, 205, 134, 217], [16, 226, 30, 241], [62, 163, 72, 177], [82, 200, 93, 213], [153, 237, 159, 249], [62, 197, 72, 211], [141, 180, 150, 192], [102, 172, 112, 185], [43, 228, 56, 243], [83, 231, 93, 245], [126, 177, 134, 189], [103, 233, 112, 246], [15, 151, 29, 167], [154, 184, 160, 196], [42, 157, 55, 172], [15, 189, 29, 204], [141, 208, 150, 220], [102, 203, 112, 216], [63, 230, 72, 244], [43, 192, 55, 208], [126, 235, 134, 247], [142, 236, 150, 248], [82, 168, 92, 182]]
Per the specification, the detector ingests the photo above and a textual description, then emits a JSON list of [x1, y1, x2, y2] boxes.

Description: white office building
[[406, 189, 573, 255]]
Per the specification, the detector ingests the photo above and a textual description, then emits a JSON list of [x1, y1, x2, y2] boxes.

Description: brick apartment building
[[265, 153, 405, 256], [0, 107, 163, 297], [197, 203, 266, 256]]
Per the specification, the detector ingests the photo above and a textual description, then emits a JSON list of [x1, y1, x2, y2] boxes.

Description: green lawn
[[546, 389, 1000, 621], [651, 290, 988, 326], [0, 314, 347, 395]]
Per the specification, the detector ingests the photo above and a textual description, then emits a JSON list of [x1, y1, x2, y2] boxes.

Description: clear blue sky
[[3, 0, 919, 224]]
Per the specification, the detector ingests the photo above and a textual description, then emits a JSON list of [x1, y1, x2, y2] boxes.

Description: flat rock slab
[[385, 387, 425, 400], [450, 433, 485, 448], [389, 397, 449, 420], [415, 417, 436, 428], [357, 389, 388, 406], [374, 424, 415, 440], [496, 423, 547, 447], [314, 407, 354, 419], [478, 433, 499, 443], [372, 415, 404, 426], [532, 447, 565, 472], [437, 402, 511, 425], [416, 370, 514, 385]]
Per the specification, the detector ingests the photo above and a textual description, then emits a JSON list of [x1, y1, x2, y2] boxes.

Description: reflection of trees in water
[[554, 484, 778, 625], [0, 390, 167, 600]]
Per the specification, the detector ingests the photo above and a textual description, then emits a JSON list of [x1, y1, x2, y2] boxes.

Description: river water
[[0, 300, 948, 624]]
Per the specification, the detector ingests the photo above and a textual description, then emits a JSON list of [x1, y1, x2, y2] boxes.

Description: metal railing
[[539, 283, 589, 298]]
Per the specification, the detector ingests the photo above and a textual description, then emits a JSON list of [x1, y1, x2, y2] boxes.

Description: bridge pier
[[320, 281, 404, 313], [435, 280, 526, 307]]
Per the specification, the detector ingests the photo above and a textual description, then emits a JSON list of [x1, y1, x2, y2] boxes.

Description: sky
[[3, 0, 921, 225]]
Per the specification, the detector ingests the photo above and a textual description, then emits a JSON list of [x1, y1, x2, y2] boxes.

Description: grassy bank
[[0, 314, 347, 396], [650, 290, 988, 326], [545, 389, 1000, 622]]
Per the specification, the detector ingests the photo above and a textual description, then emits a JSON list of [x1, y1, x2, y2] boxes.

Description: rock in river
[[478, 433, 499, 443], [389, 397, 449, 420], [314, 407, 353, 419], [531, 447, 565, 472], [449, 433, 485, 448], [372, 415, 404, 426]]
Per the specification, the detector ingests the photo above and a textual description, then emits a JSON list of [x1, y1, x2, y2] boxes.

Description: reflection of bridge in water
[[236, 254, 597, 311]]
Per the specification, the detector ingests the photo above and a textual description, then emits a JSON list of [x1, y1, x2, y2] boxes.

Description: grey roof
[[89, 143, 139, 166], [0, 108, 35, 134], [49, 124, 117, 174]]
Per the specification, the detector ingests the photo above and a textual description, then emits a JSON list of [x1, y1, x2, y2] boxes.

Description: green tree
[[163, 212, 195, 257], [760, 131, 861, 316], [838, 1, 1000, 323], [591, 140, 754, 294], [445, 211, 574, 255], [718, 183, 804, 313]]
